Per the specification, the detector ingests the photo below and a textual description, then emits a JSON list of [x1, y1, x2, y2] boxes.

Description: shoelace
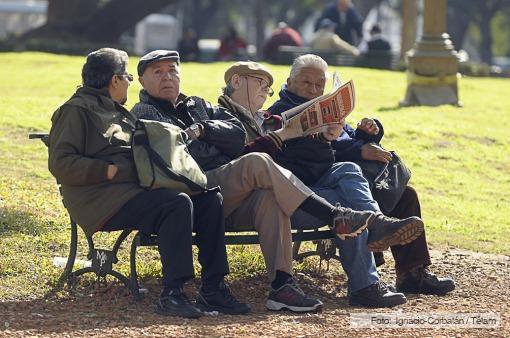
[[287, 278, 305, 296], [332, 203, 355, 225]]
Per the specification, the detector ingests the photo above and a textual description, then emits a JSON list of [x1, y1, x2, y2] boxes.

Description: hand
[[321, 124, 342, 141], [107, 164, 119, 180], [274, 117, 303, 141], [357, 118, 379, 135], [361, 143, 392, 163]]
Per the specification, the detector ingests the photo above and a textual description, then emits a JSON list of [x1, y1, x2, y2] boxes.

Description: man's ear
[[139, 76, 145, 88], [110, 75, 120, 89], [230, 74, 242, 89]]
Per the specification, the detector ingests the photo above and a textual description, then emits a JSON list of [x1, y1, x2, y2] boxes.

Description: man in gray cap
[[131, 51, 424, 312]]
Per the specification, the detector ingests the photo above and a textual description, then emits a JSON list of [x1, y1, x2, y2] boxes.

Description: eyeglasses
[[116, 73, 134, 82], [244, 75, 274, 97]]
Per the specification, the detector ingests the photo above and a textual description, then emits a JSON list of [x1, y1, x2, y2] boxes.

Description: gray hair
[[222, 81, 235, 97], [82, 48, 129, 89], [289, 54, 329, 79]]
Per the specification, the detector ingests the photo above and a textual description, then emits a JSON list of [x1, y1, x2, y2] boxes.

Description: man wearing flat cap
[[132, 51, 424, 312]]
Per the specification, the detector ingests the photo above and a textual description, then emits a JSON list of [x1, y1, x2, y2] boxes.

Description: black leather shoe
[[349, 281, 407, 308], [396, 267, 455, 295]]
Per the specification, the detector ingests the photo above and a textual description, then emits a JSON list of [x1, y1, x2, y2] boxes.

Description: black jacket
[[131, 90, 246, 171]]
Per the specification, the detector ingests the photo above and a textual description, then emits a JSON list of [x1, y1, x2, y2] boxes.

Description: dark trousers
[[103, 188, 229, 290], [373, 186, 432, 274]]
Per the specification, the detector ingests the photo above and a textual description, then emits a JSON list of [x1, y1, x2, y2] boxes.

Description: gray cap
[[137, 50, 180, 76]]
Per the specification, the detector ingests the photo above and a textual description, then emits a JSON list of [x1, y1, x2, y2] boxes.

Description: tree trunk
[[478, 9, 493, 64], [255, 0, 266, 58]]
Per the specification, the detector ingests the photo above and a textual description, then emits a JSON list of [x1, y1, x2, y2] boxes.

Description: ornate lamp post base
[[400, 0, 461, 107]]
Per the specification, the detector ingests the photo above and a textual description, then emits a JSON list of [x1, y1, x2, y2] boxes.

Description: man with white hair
[[269, 54, 455, 298]]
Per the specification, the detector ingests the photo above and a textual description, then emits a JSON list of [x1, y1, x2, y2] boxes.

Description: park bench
[[29, 132, 340, 299], [275, 45, 399, 70]]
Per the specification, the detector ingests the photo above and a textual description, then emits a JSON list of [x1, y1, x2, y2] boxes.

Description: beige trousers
[[206, 152, 313, 280]]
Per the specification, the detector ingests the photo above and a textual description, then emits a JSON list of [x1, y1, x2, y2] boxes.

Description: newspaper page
[[281, 80, 355, 135]]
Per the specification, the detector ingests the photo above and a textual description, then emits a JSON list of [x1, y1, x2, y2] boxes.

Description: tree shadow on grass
[[0, 206, 60, 237]]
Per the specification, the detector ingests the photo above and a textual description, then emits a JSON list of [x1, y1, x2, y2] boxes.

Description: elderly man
[[131, 50, 421, 312], [47, 48, 250, 319], [218, 61, 431, 308], [268, 54, 455, 296]]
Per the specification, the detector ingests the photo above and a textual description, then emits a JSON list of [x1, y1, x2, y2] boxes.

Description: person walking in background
[[315, 0, 363, 46], [263, 22, 303, 63], [311, 18, 360, 56]]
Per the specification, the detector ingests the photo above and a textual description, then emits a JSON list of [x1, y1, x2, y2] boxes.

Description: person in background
[[367, 24, 391, 51], [263, 22, 303, 63], [218, 26, 247, 61], [178, 28, 200, 62], [314, 0, 363, 46], [311, 18, 360, 56]]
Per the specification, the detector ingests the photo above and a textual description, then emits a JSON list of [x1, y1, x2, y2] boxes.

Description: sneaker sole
[[367, 218, 424, 252], [335, 214, 374, 240], [265, 299, 323, 312]]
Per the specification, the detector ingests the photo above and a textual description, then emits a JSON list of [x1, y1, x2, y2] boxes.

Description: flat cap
[[137, 50, 180, 76], [224, 61, 273, 87]]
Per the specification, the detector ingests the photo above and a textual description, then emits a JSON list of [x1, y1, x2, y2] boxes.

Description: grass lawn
[[0, 52, 509, 299]]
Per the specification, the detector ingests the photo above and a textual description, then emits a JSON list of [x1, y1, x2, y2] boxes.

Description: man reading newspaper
[[280, 80, 355, 135], [269, 54, 455, 298]]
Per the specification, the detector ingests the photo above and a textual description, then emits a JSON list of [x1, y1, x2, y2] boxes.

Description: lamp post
[[400, 0, 461, 107]]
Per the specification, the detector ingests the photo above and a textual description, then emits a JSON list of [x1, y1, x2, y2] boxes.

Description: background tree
[[19, 0, 175, 43]]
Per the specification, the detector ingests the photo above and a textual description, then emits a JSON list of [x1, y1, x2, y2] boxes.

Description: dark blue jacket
[[314, 3, 363, 45], [268, 85, 384, 162]]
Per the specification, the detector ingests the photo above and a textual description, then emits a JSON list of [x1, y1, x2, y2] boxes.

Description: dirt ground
[[1, 248, 508, 337]]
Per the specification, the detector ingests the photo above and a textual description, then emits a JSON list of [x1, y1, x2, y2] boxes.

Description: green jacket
[[48, 86, 143, 235]]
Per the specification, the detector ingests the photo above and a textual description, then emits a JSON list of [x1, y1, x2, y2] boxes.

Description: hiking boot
[[266, 278, 323, 312], [366, 214, 424, 252], [396, 267, 455, 295], [332, 206, 376, 240], [155, 288, 202, 318], [349, 281, 407, 308], [196, 281, 251, 315]]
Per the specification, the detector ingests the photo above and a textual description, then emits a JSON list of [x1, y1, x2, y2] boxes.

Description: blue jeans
[[291, 162, 380, 292]]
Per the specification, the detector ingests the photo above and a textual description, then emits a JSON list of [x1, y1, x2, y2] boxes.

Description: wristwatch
[[188, 123, 202, 139]]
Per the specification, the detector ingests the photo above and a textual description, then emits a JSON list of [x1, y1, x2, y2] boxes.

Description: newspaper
[[281, 79, 355, 135]]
